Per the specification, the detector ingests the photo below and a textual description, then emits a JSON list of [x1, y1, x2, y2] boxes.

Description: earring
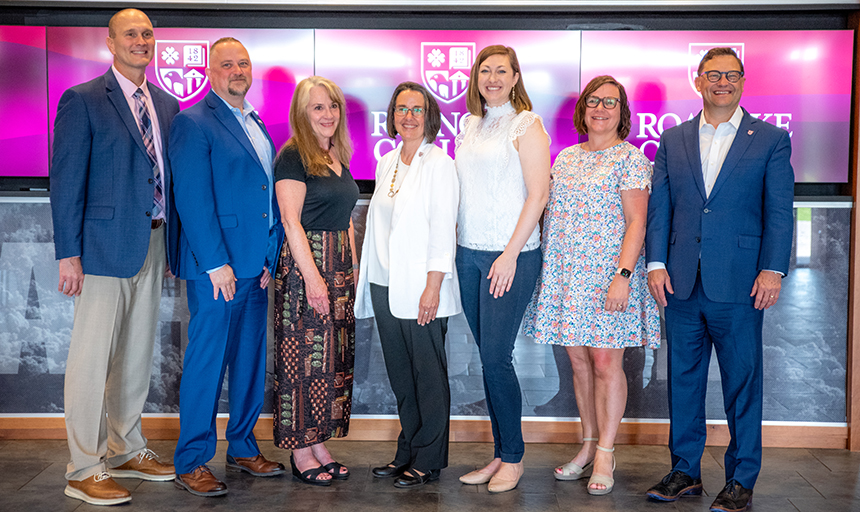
[[511, 88, 516, 102]]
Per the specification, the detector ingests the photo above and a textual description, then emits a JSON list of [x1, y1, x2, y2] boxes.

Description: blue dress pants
[[174, 275, 268, 474], [665, 274, 764, 489], [455, 246, 541, 463]]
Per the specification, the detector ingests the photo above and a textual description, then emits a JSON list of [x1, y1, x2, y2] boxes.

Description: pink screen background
[[0, 27, 852, 183]]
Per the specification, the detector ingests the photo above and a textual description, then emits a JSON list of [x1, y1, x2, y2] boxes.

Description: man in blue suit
[[170, 37, 285, 497], [50, 8, 179, 506], [644, 48, 794, 512]]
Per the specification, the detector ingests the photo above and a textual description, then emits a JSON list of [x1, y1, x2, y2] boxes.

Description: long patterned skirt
[[273, 229, 355, 449]]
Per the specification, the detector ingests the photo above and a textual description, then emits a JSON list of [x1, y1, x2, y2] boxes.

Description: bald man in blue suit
[[51, 8, 179, 506], [644, 48, 794, 512]]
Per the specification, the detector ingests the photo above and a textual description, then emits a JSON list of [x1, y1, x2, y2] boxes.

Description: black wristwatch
[[616, 267, 632, 279]]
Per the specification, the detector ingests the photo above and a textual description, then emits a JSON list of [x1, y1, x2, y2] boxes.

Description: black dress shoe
[[710, 481, 753, 512], [372, 462, 409, 479], [646, 471, 703, 501], [393, 469, 440, 488]]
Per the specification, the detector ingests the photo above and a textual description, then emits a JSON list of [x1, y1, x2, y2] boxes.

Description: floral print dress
[[523, 141, 660, 349]]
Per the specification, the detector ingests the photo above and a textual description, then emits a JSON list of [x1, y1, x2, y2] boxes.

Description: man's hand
[[259, 267, 271, 289], [58, 257, 84, 297], [647, 268, 674, 307], [210, 265, 237, 301], [751, 270, 782, 310]]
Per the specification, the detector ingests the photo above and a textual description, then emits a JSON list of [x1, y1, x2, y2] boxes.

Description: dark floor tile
[[808, 448, 860, 473], [443, 490, 560, 511], [790, 496, 858, 512], [0, 440, 70, 462], [560, 492, 673, 511], [749, 468, 821, 499], [3, 491, 84, 512], [0, 460, 52, 490], [315, 490, 439, 512], [674, 495, 798, 512], [796, 467, 860, 500]]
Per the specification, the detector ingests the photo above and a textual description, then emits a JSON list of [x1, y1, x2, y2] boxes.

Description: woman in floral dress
[[524, 75, 660, 496]]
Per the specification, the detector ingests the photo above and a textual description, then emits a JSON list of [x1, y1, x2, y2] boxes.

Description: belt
[[151, 218, 164, 229]]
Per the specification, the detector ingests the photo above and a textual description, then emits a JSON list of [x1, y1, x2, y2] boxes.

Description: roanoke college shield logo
[[688, 43, 744, 96], [421, 42, 475, 104], [155, 40, 210, 102]]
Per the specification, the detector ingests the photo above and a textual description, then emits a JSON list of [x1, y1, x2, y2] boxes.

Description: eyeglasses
[[699, 70, 744, 83], [394, 107, 425, 117], [585, 96, 619, 110]]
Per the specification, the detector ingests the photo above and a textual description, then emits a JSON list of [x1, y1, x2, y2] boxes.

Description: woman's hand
[[418, 271, 445, 325], [305, 272, 330, 315], [604, 275, 630, 312], [487, 251, 517, 299], [417, 287, 440, 326]]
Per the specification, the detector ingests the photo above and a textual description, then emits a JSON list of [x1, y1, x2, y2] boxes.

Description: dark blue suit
[[51, 68, 180, 275], [645, 109, 794, 489], [170, 90, 282, 473]]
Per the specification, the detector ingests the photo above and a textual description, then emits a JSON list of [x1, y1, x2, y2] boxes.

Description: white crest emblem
[[155, 40, 210, 102], [688, 43, 745, 96], [420, 42, 475, 104]]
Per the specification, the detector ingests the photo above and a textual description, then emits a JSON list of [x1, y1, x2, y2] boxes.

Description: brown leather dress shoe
[[226, 454, 286, 477], [110, 448, 175, 482], [64, 471, 132, 505], [174, 466, 228, 497]]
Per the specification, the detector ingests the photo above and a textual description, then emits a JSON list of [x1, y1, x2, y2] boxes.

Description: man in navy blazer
[[170, 37, 285, 497], [644, 48, 794, 512], [50, 8, 179, 506]]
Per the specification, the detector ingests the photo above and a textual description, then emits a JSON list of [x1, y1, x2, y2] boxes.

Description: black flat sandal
[[290, 455, 332, 486], [394, 468, 440, 488], [323, 461, 350, 480]]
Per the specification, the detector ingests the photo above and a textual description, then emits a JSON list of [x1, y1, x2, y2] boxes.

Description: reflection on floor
[[2, 439, 858, 511]]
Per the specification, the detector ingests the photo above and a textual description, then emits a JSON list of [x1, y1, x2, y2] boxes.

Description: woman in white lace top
[[454, 45, 550, 493]]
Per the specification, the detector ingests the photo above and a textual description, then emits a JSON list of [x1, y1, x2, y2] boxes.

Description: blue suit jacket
[[170, 90, 283, 280], [645, 108, 795, 304], [50, 69, 181, 278]]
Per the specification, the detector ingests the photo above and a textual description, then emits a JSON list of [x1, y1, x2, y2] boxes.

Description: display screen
[[0, 26, 48, 179], [316, 29, 581, 180], [581, 30, 853, 183], [0, 26, 853, 184]]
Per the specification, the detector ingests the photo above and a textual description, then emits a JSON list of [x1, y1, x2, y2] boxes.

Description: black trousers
[[370, 284, 450, 471]]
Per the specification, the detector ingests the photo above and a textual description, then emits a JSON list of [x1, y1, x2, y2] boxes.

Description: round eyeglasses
[[700, 70, 744, 83], [585, 96, 619, 110], [394, 107, 425, 117]]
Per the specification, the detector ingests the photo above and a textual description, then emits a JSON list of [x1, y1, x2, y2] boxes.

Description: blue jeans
[[455, 246, 542, 463]]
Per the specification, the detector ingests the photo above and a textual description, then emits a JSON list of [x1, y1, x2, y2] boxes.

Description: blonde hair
[[280, 76, 353, 177], [465, 45, 532, 117]]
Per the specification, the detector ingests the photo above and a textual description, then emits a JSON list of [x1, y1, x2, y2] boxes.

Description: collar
[[214, 92, 256, 118], [112, 65, 149, 99], [699, 105, 743, 131]]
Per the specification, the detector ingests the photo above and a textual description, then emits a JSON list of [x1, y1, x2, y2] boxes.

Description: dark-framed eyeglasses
[[394, 107, 426, 117], [700, 70, 744, 83], [584, 96, 619, 110]]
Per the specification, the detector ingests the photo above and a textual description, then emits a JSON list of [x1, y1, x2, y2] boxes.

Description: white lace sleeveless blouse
[[455, 101, 547, 252]]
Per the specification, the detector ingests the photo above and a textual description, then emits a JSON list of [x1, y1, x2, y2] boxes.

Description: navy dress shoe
[[646, 470, 703, 501], [710, 480, 753, 512]]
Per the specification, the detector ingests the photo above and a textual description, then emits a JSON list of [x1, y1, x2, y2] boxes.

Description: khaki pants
[[64, 226, 165, 481]]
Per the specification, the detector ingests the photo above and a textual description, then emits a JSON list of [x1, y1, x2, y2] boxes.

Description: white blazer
[[354, 140, 461, 320]]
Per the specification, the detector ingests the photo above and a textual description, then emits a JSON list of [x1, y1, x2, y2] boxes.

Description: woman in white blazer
[[354, 82, 460, 488]]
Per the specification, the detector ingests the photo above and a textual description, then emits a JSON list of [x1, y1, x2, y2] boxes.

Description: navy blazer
[[170, 90, 283, 280], [645, 108, 795, 304], [50, 68, 181, 278]]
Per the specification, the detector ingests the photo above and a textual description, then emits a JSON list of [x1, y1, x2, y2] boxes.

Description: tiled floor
[[2, 438, 858, 511]]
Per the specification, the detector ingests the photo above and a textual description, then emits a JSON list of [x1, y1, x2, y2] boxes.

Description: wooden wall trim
[[0, 416, 847, 450], [848, 11, 860, 452]]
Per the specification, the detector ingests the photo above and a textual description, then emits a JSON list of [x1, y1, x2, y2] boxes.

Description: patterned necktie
[[133, 88, 164, 219]]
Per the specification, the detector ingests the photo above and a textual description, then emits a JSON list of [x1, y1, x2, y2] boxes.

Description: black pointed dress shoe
[[372, 461, 410, 478], [646, 470, 703, 501], [710, 480, 753, 512], [393, 469, 440, 488]]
